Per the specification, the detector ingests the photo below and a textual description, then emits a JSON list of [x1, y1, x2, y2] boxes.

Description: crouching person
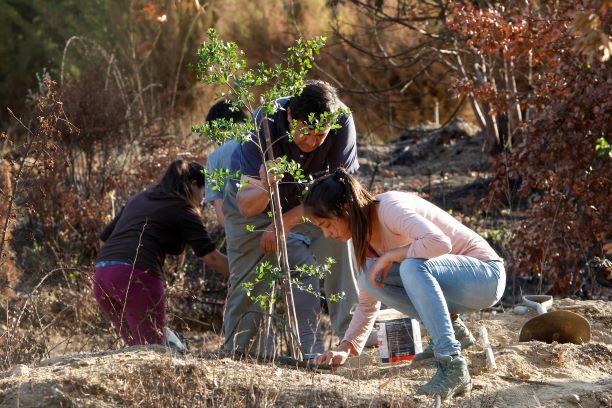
[[94, 159, 229, 346], [222, 80, 362, 356], [305, 169, 505, 399]]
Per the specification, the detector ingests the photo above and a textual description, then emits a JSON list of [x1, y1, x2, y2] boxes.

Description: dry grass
[[0, 297, 611, 407], [1, 306, 611, 407]]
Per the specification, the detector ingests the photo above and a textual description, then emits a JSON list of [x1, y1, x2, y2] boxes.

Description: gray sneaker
[[164, 327, 187, 351], [416, 355, 471, 399], [412, 316, 475, 365]]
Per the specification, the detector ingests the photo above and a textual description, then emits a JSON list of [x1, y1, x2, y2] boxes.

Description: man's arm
[[236, 162, 282, 217], [236, 173, 270, 217], [260, 204, 304, 253], [213, 199, 225, 228]]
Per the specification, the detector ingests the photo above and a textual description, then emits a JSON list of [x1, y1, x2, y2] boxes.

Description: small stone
[[567, 394, 580, 404], [52, 385, 68, 399], [11, 364, 29, 377], [514, 305, 529, 314]]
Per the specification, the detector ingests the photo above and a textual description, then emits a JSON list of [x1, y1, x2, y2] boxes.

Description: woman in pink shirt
[[303, 169, 505, 399]]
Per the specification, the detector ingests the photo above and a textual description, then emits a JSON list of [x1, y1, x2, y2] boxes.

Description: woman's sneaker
[[416, 354, 471, 399], [411, 316, 475, 366]]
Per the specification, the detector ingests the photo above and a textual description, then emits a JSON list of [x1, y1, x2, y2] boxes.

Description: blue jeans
[[360, 255, 505, 357]]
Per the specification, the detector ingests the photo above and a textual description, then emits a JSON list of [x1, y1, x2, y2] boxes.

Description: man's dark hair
[[205, 100, 248, 123], [289, 80, 340, 121]]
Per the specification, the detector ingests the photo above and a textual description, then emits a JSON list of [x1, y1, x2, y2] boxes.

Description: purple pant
[[93, 265, 166, 346]]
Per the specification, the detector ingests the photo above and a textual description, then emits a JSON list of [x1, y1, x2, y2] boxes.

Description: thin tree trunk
[[262, 118, 301, 360]]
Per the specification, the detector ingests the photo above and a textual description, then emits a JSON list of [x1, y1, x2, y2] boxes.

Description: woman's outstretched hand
[[314, 341, 357, 368], [314, 349, 349, 367]]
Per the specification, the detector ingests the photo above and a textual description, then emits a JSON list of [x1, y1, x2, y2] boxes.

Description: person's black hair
[[205, 100, 247, 123], [159, 159, 205, 210], [288, 80, 340, 121], [303, 168, 375, 268]]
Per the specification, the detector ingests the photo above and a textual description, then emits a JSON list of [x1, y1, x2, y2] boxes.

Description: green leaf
[[595, 137, 611, 158]]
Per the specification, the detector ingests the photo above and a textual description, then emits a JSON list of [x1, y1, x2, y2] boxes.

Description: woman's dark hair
[[303, 168, 375, 268], [289, 80, 340, 121], [159, 159, 205, 210]]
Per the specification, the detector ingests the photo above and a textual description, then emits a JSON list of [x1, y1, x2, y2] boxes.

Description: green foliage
[[192, 118, 254, 145], [241, 261, 282, 310], [482, 228, 512, 251], [267, 156, 306, 183], [241, 257, 341, 310], [289, 107, 351, 138], [294, 257, 336, 280], [2, 0, 212, 128], [204, 168, 242, 192], [194, 29, 341, 146], [0, 0, 84, 124], [194, 29, 346, 315], [595, 137, 611, 158]]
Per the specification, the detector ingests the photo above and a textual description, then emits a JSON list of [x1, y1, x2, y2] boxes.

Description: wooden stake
[[479, 325, 497, 370]]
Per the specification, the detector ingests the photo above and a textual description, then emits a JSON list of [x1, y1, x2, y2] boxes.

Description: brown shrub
[[0, 270, 114, 370], [10, 70, 209, 277], [491, 57, 611, 295], [212, 0, 459, 141], [482, 3, 612, 295]]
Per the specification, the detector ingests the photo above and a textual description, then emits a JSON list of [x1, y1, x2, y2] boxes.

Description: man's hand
[[260, 223, 277, 253], [258, 161, 281, 191], [259, 206, 304, 253]]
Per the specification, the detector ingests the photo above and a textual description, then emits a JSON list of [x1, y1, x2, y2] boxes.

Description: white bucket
[[375, 309, 422, 363]]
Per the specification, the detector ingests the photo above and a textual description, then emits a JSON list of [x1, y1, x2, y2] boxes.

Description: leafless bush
[[0, 269, 114, 371]]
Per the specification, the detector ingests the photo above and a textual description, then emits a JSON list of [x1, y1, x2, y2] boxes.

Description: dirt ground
[[1, 298, 610, 407], [2, 120, 610, 407]]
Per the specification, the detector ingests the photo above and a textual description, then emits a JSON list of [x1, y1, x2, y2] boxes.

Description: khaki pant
[[221, 186, 360, 355]]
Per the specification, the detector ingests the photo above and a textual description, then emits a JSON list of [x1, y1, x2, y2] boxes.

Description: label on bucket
[[376, 317, 422, 363]]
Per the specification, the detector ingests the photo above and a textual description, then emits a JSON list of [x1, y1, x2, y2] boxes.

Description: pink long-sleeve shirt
[[343, 191, 501, 354]]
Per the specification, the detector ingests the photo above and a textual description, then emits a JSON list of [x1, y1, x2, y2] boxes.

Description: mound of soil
[[1, 299, 610, 407]]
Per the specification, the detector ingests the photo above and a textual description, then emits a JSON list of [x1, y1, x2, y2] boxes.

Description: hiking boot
[[412, 315, 475, 365], [416, 355, 471, 399]]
